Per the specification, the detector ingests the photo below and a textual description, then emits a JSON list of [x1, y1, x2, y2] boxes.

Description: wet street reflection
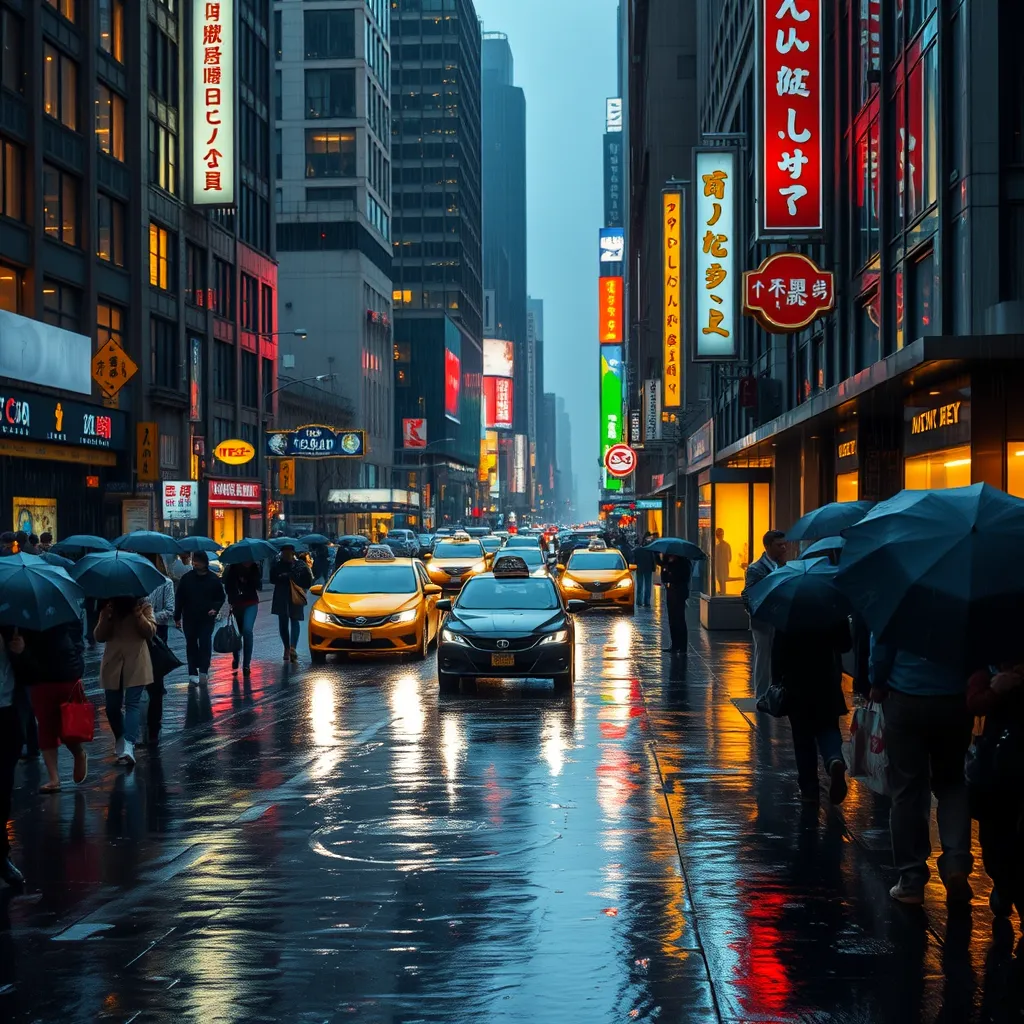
[[0, 595, 1020, 1022]]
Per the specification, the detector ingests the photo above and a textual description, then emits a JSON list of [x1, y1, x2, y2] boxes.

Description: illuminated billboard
[[662, 192, 682, 407], [192, 0, 236, 206], [483, 338, 514, 378], [600, 227, 625, 264], [599, 276, 624, 344], [444, 347, 460, 422], [600, 345, 624, 493], [483, 375, 514, 431]]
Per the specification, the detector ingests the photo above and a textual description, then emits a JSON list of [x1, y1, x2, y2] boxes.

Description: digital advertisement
[[600, 346, 624, 493]]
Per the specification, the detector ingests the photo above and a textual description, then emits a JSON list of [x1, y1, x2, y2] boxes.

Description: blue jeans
[[105, 684, 143, 744], [789, 714, 843, 794], [232, 604, 258, 668], [636, 571, 653, 606], [278, 614, 301, 651]]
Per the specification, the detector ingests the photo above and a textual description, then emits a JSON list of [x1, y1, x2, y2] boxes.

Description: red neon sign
[[742, 252, 834, 333], [599, 276, 623, 344]]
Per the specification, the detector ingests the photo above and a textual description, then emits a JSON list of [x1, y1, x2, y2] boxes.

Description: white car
[[384, 529, 419, 558]]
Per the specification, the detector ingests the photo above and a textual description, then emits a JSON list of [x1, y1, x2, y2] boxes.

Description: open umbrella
[[50, 534, 113, 555], [0, 552, 45, 567], [40, 551, 76, 570], [0, 560, 85, 629], [300, 534, 331, 546], [786, 500, 875, 542], [643, 537, 706, 560], [802, 535, 846, 559], [71, 550, 168, 599], [747, 557, 851, 631], [115, 531, 184, 556], [269, 536, 308, 552], [835, 483, 1024, 666], [176, 536, 221, 553], [220, 539, 278, 565]]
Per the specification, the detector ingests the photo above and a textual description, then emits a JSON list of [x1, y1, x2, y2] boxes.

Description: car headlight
[[615, 577, 633, 589], [539, 629, 569, 645], [312, 609, 332, 625], [441, 628, 470, 646], [389, 609, 417, 624], [561, 576, 582, 589]]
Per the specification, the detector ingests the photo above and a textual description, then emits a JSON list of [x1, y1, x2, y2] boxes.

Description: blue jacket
[[869, 638, 966, 697]]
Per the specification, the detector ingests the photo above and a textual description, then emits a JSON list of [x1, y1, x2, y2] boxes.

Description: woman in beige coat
[[95, 597, 156, 768]]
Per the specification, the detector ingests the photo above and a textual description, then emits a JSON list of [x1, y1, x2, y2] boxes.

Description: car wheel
[[310, 650, 328, 665], [412, 624, 429, 661], [438, 669, 461, 693], [553, 671, 573, 691]]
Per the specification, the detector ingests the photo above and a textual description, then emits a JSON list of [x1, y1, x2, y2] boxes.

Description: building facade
[[0, 0, 276, 544]]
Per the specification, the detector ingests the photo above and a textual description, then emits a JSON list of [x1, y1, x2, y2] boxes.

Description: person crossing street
[[270, 543, 313, 664], [174, 552, 226, 686]]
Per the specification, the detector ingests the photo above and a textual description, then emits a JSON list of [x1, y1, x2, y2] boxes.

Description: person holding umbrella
[[633, 533, 655, 608], [223, 557, 261, 676], [270, 542, 313, 663], [643, 538, 704, 653], [743, 530, 788, 702], [173, 552, 226, 686]]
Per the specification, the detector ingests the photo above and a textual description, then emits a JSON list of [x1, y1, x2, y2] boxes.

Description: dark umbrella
[[644, 537, 706, 560], [0, 561, 85, 629], [41, 551, 76, 570], [785, 500, 875, 542], [748, 557, 852, 631], [835, 483, 1024, 666], [115, 531, 184, 556], [802, 535, 846, 559], [50, 534, 114, 555], [301, 534, 331, 546], [71, 550, 168, 599], [270, 536, 308, 551], [220, 539, 278, 565], [176, 536, 222, 553]]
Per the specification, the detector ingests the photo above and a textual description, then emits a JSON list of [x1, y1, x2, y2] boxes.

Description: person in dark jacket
[[659, 554, 691, 653], [334, 539, 367, 574], [14, 531, 37, 555], [270, 544, 313, 663], [5, 621, 88, 793], [224, 560, 262, 675], [310, 544, 331, 584], [773, 620, 852, 804], [173, 551, 226, 685], [634, 534, 656, 608]]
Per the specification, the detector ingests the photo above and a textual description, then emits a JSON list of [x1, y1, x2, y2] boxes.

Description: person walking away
[[14, 531, 37, 555], [311, 544, 331, 585], [773, 620, 852, 803], [660, 554, 691, 653], [714, 528, 732, 595], [743, 530, 787, 702], [870, 641, 974, 905], [173, 551, 226, 686], [145, 556, 176, 745], [169, 551, 193, 585], [270, 543, 313, 663], [224, 558, 261, 676], [634, 534, 655, 608], [0, 533, 15, 557], [966, 663, 1024, 920], [96, 597, 156, 767], [0, 633, 24, 886], [6, 621, 88, 792], [38, 532, 53, 552]]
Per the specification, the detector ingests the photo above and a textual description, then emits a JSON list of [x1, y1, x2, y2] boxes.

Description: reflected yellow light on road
[[309, 677, 336, 747], [541, 710, 566, 776], [390, 674, 425, 739], [441, 716, 465, 788], [610, 617, 632, 659]]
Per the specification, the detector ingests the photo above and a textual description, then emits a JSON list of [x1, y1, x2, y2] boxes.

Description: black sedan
[[435, 559, 584, 693]]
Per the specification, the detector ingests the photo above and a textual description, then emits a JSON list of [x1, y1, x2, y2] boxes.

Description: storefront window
[[698, 483, 711, 595], [713, 483, 750, 597], [836, 472, 859, 502], [905, 444, 971, 490], [1007, 443, 1024, 499]]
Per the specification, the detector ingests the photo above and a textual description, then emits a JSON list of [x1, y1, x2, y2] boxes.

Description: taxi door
[[416, 562, 441, 641]]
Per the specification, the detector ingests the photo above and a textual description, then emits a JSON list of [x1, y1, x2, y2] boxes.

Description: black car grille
[[466, 636, 541, 652], [584, 581, 615, 593], [444, 566, 470, 577], [334, 615, 390, 628]]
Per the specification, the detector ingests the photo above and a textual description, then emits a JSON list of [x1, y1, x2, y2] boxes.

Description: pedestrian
[[37, 532, 53, 552], [95, 596, 156, 768], [270, 543, 313, 664], [659, 553, 691, 653], [634, 533, 656, 608], [14, 531, 37, 555], [173, 551, 226, 686], [743, 530, 787, 701], [0, 532, 15, 557], [144, 555, 176, 745], [613, 532, 633, 565], [772, 620, 852, 804], [224, 557, 261, 676], [311, 544, 330, 584], [168, 551, 193, 585], [5, 621, 88, 792], [714, 527, 732, 595], [0, 632, 24, 886], [966, 662, 1024, 920], [869, 641, 974, 905]]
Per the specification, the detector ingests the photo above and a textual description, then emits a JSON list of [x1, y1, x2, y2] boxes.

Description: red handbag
[[60, 683, 95, 745]]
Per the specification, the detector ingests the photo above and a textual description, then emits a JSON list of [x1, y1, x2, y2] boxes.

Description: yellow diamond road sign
[[92, 339, 138, 398]]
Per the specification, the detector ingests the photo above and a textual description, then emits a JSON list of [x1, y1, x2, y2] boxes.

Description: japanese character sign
[[694, 151, 739, 360], [92, 339, 138, 399], [599, 276, 623, 343], [192, 0, 235, 206], [742, 251, 834, 333], [760, 0, 823, 234], [162, 481, 199, 521], [136, 422, 159, 482], [662, 192, 683, 407]]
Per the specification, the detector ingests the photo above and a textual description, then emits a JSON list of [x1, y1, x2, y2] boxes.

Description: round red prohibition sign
[[605, 443, 637, 478]]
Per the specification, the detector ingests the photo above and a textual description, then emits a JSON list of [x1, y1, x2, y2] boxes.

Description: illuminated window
[[392, 289, 412, 304], [43, 44, 77, 130], [305, 130, 356, 178], [0, 263, 21, 313], [148, 119, 177, 195], [95, 84, 125, 161], [42, 165, 78, 246], [904, 445, 971, 490], [149, 222, 175, 291], [1007, 444, 1024, 499], [1, 138, 24, 222], [836, 471, 859, 503], [44, 0, 75, 23], [98, 0, 124, 62], [96, 194, 124, 266]]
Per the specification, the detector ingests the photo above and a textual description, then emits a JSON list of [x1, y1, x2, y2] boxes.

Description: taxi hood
[[447, 608, 565, 634], [317, 592, 420, 616]]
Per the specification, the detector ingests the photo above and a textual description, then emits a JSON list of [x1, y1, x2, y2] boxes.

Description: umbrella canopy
[[40, 551, 76, 570], [300, 534, 331, 546], [802, 535, 846, 559], [835, 483, 1024, 666], [0, 552, 45, 567], [176, 536, 222, 553], [50, 534, 113, 555], [71, 550, 168, 599], [219, 539, 278, 565], [644, 537, 706, 560], [747, 557, 852, 631], [115, 531, 184, 556], [785, 500, 875, 542], [269, 536, 308, 551], [0, 561, 85, 629]]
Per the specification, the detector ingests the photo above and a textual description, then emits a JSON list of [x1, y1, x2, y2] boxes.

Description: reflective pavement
[[1, 594, 1021, 1022]]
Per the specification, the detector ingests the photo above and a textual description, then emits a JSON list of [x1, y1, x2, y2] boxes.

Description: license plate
[[591, 592, 609, 600], [491, 653, 515, 667], [350, 630, 372, 643]]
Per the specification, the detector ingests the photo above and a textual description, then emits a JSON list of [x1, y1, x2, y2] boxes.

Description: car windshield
[[513, 548, 545, 567], [480, 537, 501, 551], [567, 552, 626, 571], [458, 577, 560, 610], [433, 541, 484, 559], [327, 565, 417, 595], [506, 536, 539, 547]]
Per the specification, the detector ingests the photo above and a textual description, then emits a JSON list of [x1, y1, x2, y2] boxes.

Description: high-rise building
[[390, 0, 483, 528], [0, 0, 276, 543], [555, 395, 575, 518], [273, 0, 397, 532]]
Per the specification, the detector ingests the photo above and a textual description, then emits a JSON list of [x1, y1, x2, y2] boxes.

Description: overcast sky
[[473, 0, 618, 516]]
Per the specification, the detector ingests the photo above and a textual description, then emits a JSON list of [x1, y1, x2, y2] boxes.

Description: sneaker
[[283, 650, 291, 662], [828, 759, 848, 805], [890, 879, 925, 905], [198, 672, 209, 686], [945, 873, 974, 904], [121, 740, 136, 767], [289, 647, 299, 664], [114, 736, 126, 761]]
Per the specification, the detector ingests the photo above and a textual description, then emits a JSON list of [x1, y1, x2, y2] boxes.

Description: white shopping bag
[[843, 702, 890, 796]]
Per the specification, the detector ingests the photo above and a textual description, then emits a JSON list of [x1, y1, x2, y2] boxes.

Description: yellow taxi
[[422, 531, 490, 593], [556, 540, 635, 614], [307, 545, 442, 662]]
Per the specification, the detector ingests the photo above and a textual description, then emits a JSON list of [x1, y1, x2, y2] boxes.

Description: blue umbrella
[[300, 534, 331, 546], [41, 551, 76, 570], [0, 561, 85, 629], [835, 483, 1024, 666], [786, 500, 875, 542], [0, 552, 45, 567], [802, 535, 846, 559], [270, 536, 308, 552], [220, 539, 278, 565], [71, 550, 168, 599], [115, 531, 184, 556], [50, 534, 113, 554], [176, 536, 222, 553], [748, 557, 852, 631], [644, 537, 706, 560]]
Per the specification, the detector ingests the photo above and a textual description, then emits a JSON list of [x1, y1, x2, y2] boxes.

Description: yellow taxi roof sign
[[365, 545, 397, 561]]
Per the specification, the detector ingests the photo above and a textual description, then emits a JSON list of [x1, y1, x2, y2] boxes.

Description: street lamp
[[259, 328, 308, 340], [264, 372, 336, 409]]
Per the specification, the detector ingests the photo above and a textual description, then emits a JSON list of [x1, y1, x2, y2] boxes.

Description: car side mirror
[[422, 553, 432, 561], [309, 584, 324, 596], [628, 564, 637, 572], [567, 600, 587, 614], [436, 598, 452, 612], [423, 584, 442, 595]]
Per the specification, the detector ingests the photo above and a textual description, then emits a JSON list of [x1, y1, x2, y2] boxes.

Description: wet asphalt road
[[1, 594, 1021, 1023]]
